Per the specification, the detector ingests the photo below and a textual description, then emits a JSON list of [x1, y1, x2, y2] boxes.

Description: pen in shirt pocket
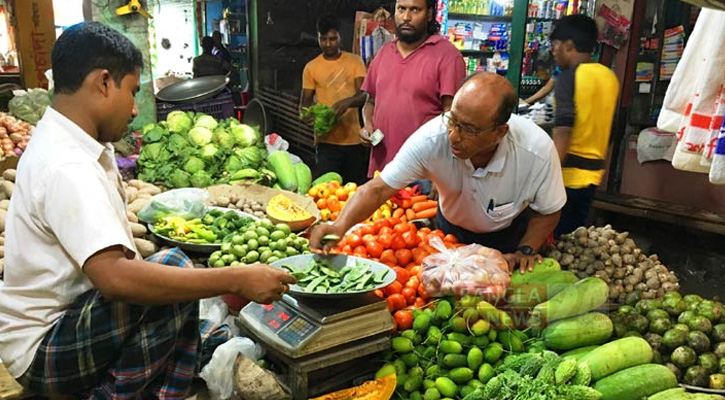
[[487, 198, 495, 213]]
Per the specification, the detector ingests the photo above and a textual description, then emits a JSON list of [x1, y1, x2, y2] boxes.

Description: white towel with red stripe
[[657, 8, 725, 182]]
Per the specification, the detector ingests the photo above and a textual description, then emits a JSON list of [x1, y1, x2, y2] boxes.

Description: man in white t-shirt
[[310, 73, 566, 273], [0, 22, 294, 399]]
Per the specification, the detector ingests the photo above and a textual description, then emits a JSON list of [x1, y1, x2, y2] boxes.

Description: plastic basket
[[156, 91, 236, 121]]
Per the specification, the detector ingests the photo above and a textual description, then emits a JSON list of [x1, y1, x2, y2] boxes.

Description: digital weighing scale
[[238, 292, 394, 399]]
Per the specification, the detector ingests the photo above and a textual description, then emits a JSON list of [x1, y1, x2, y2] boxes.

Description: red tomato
[[391, 234, 406, 250], [408, 265, 423, 278], [401, 287, 417, 305], [362, 234, 376, 243], [329, 248, 341, 254], [388, 217, 402, 226], [373, 289, 384, 298], [341, 245, 353, 254], [402, 231, 421, 248], [443, 234, 459, 244], [382, 281, 403, 297], [378, 234, 393, 249], [417, 284, 429, 300], [353, 245, 367, 257], [378, 226, 394, 236], [431, 230, 445, 240], [412, 248, 429, 265], [359, 225, 376, 236], [347, 234, 362, 248], [387, 294, 407, 312], [366, 241, 383, 258], [414, 297, 426, 308], [394, 222, 410, 234], [405, 276, 420, 290], [393, 267, 410, 285], [394, 309, 413, 330], [419, 227, 432, 235], [380, 249, 397, 266], [395, 249, 414, 266], [373, 220, 390, 233]]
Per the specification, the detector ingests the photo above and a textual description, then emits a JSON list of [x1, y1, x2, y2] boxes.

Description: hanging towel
[[657, 8, 725, 175]]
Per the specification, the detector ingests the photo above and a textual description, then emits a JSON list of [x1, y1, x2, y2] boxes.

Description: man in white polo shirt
[[310, 73, 566, 272]]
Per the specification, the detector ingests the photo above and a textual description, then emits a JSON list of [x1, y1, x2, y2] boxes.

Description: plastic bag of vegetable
[[421, 236, 510, 298], [8, 88, 51, 125], [137, 188, 208, 224]]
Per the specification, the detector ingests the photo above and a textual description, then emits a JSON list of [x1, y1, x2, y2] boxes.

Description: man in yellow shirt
[[300, 14, 368, 184], [551, 15, 619, 235]]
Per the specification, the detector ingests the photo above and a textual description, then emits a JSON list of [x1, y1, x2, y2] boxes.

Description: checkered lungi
[[19, 248, 232, 400]]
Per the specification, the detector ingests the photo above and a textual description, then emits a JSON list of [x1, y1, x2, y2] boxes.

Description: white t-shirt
[[380, 114, 566, 233], [0, 108, 138, 378]]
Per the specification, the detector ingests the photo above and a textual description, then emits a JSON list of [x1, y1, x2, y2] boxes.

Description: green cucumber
[[532, 277, 608, 323], [593, 364, 677, 400], [311, 171, 343, 187], [560, 345, 600, 361]]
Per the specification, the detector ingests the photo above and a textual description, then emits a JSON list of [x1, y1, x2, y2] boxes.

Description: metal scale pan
[[155, 75, 230, 104]]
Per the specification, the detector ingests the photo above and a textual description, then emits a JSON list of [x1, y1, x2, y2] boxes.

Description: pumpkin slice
[[266, 194, 316, 231], [309, 374, 396, 400]]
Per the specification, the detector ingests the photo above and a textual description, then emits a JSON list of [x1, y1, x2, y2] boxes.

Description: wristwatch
[[516, 245, 536, 256]]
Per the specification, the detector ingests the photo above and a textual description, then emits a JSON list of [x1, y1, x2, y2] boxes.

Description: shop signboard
[[15, 0, 55, 89]]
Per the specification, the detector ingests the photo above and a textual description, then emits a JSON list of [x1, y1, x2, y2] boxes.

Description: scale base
[[240, 326, 390, 400]]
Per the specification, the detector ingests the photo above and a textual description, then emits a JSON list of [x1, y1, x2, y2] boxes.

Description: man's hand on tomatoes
[[308, 223, 346, 254], [503, 252, 542, 275]]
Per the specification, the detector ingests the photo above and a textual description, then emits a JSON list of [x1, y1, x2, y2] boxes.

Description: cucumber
[[532, 277, 608, 323], [311, 171, 343, 187], [594, 364, 677, 400], [647, 388, 686, 400], [509, 264, 567, 286], [542, 312, 613, 351], [509, 270, 578, 305], [560, 345, 600, 361], [577, 337, 653, 381]]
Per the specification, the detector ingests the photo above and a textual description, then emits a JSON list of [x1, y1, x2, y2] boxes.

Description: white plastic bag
[[200, 297, 229, 325], [636, 127, 676, 164], [264, 134, 303, 164], [421, 236, 510, 298], [199, 337, 265, 400], [137, 188, 208, 224]]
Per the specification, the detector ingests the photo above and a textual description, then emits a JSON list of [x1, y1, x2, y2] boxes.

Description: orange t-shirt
[[302, 52, 367, 145]]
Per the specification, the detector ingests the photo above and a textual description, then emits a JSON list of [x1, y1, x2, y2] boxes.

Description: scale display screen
[[245, 301, 320, 347]]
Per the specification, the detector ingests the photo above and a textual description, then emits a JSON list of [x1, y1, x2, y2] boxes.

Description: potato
[[0, 208, 6, 232], [0, 236, 5, 245], [138, 186, 161, 196], [133, 238, 157, 258], [127, 211, 138, 223], [2, 169, 16, 182], [1, 180, 13, 198], [128, 179, 145, 190], [0, 258, 3, 275], [125, 187, 138, 203], [136, 193, 153, 200], [0, 199, 9, 210], [0, 246, 4, 258], [127, 199, 148, 214], [129, 222, 147, 238]]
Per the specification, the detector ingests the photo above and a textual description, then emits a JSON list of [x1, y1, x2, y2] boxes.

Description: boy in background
[[300, 14, 368, 185], [550, 15, 619, 235]]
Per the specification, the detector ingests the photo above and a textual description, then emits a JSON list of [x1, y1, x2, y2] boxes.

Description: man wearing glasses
[[310, 73, 566, 273]]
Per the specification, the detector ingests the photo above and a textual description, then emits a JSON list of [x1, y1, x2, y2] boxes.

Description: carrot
[[393, 208, 405, 219], [401, 199, 413, 209], [400, 216, 407, 223], [412, 200, 437, 213], [410, 195, 428, 204], [415, 208, 437, 220], [406, 208, 416, 221]]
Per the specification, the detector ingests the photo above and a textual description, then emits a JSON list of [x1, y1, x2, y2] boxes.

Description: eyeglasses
[[442, 113, 498, 138]]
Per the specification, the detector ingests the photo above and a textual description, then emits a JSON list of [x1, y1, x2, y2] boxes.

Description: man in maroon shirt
[[361, 0, 466, 180]]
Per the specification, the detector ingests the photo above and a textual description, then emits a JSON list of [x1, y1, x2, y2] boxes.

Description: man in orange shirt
[[300, 14, 368, 185]]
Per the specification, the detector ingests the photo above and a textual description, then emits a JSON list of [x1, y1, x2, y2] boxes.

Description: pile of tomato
[[329, 217, 463, 331]]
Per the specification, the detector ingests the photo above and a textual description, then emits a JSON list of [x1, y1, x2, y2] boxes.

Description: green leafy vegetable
[[166, 110, 193, 133], [300, 104, 337, 136], [188, 126, 213, 146], [194, 113, 218, 130]]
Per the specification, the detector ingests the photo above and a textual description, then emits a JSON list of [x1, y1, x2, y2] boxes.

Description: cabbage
[[199, 143, 219, 161], [213, 128, 235, 149], [166, 111, 193, 133], [8, 88, 51, 124], [224, 155, 246, 173], [183, 156, 205, 174], [194, 114, 219, 131], [142, 125, 167, 144], [142, 123, 156, 134], [139, 142, 170, 163], [230, 124, 259, 147], [235, 146, 263, 168], [168, 170, 191, 188], [167, 134, 191, 156], [188, 126, 213, 146], [189, 170, 213, 188]]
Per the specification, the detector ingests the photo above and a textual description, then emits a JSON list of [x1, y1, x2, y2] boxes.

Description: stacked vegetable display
[[547, 225, 680, 304], [137, 111, 276, 188], [609, 292, 725, 389], [0, 112, 33, 157]]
